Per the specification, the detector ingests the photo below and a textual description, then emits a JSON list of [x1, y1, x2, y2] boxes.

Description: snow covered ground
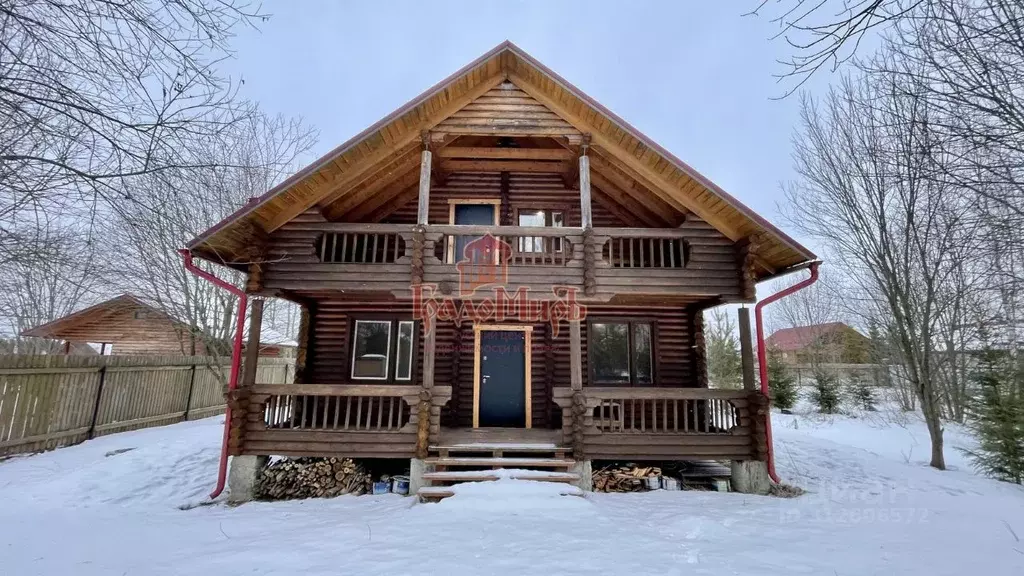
[[2, 409, 1023, 576]]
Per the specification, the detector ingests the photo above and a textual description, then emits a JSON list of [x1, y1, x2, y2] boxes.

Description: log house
[[185, 42, 817, 490]]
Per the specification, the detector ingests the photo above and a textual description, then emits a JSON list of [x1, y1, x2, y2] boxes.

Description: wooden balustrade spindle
[[376, 396, 384, 429], [344, 396, 352, 429], [341, 234, 348, 263]]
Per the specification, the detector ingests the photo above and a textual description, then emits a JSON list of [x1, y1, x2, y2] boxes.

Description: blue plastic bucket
[[372, 481, 390, 495], [392, 476, 410, 495]]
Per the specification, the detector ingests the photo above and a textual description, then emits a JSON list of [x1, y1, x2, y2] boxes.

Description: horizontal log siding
[[308, 301, 427, 384], [383, 172, 634, 227], [305, 300, 694, 431]]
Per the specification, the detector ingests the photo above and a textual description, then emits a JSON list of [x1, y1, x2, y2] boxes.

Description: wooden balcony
[[260, 222, 742, 301]]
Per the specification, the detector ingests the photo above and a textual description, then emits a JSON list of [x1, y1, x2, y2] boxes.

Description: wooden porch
[[228, 382, 766, 463]]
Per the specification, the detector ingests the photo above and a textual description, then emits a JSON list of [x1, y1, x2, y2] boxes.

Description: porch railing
[[552, 387, 761, 461], [236, 384, 452, 458], [585, 388, 744, 434], [258, 384, 420, 431]]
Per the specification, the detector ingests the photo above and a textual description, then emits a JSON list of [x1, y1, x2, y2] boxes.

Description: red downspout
[[754, 261, 820, 484], [178, 249, 247, 499]]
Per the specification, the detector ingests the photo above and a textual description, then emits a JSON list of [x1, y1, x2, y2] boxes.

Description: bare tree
[[0, 205, 103, 351], [749, 0, 923, 92], [102, 112, 316, 366], [0, 0, 264, 265], [785, 64, 985, 468]]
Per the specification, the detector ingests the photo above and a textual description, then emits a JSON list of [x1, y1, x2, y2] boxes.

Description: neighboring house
[[20, 294, 296, 357], [766, 322, 871, 365], [185, 42, 818, 498]]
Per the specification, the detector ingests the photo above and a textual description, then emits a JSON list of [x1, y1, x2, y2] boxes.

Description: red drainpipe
[[178, 249, 247, 499], [754, 261, 820, 483]]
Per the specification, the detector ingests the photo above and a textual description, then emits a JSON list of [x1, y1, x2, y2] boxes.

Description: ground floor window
[[589, 320, 654, 385], [351, 319, 416, 381]]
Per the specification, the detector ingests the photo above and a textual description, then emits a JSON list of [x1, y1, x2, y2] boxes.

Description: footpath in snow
[[1, 410, 1023, 576]]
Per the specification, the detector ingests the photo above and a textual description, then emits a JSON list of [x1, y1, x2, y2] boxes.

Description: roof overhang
[[187, 41, 816, 276]]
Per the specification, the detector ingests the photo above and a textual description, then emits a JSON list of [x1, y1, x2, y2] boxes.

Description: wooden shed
[[21, 294, 295, 358]]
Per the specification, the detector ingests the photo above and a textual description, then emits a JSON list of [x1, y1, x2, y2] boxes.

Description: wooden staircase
[[417, 443, 579, 502]]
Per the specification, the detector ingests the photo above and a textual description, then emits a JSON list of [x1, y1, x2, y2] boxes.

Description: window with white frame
[[518, 209, 564, 253], [350, 319, 416, 381]]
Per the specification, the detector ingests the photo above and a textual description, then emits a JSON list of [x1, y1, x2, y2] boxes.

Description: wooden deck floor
[[437, 427, 564, 447]]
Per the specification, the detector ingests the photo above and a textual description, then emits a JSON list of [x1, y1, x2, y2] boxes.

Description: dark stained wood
[[240, 299, 264, 388], [738, 307, 756, 391]]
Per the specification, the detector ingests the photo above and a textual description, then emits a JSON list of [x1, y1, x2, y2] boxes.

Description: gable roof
[[21, 294, 296, 348], [20, 294, 169, 338], [187, 41, 816, 276], [765, 322, 863, 352]]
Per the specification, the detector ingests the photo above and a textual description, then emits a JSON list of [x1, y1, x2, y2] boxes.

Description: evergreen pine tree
[[767, 347, 798, 411], [849, 372, 876, 411], [810, 369, 841, 414], [961, 350, 1024, 484]]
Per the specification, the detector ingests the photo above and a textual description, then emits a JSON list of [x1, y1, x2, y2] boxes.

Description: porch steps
[[422, 470, 580, 483], [425, 456, 575, 468], [417, 469, 582, 502], [429, 443, 570, 460]]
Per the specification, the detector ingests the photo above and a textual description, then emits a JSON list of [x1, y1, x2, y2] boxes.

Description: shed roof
[[186, 41, 815, 277]]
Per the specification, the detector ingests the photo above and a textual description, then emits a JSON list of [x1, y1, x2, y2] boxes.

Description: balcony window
[[518, 209, 564, 253], [589, 320, 654, 385]]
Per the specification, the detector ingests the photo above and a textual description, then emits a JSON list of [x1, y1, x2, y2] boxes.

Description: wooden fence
[[0, 355, 294, 457]]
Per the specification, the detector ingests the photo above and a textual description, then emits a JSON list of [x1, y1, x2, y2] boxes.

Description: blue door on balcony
[[452, 203, 495, 263], [476, 329, 529, 428]]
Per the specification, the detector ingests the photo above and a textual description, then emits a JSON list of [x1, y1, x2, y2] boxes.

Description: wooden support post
[[240, 298, 263, 388], [294, 304, 310, 383], [569, 319, 586, 459], [738, 307, 756, 391], [417, 149, 432, 226], [579, 154, 593, 229], [416, 325, 437, 458], [569, 320, 582, 391], [688, 305, 709, 388]]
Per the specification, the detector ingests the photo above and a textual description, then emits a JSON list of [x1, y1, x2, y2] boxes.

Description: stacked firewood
[[255, 457, 371, 500], [592, 464, 662, 493]]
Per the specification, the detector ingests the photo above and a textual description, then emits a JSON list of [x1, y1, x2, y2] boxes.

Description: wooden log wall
[[382, 172, 632, 227], [304, 300, 696, 430]]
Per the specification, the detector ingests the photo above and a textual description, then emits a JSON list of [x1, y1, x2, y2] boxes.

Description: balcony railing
[[262, 223, 738, 300]]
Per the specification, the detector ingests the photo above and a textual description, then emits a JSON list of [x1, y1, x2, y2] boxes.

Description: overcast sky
[[222, 1, 833, 250]]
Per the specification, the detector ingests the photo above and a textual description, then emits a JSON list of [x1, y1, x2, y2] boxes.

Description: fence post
[[87, 361, 108, 440], [183, 362, 198, 421]]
